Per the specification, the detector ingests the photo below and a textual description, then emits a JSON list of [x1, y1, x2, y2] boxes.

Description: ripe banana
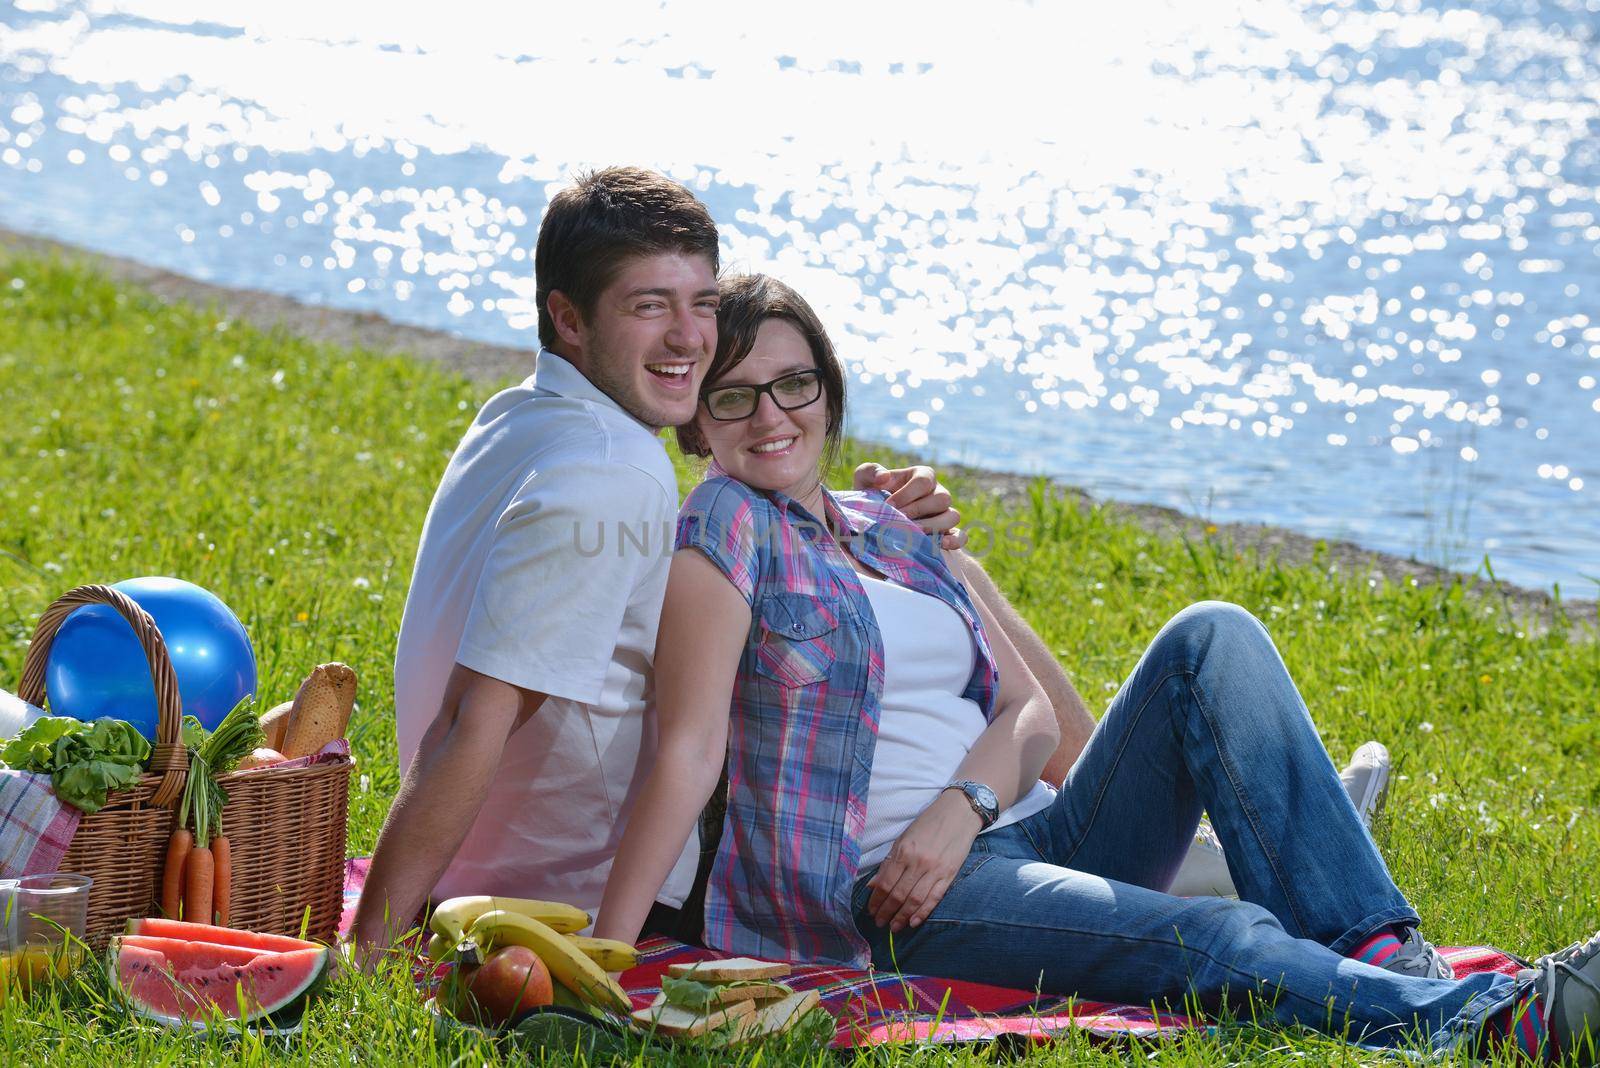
[[468, 909, 630, 1014], [565, 935, 639, 972], [428, 895, 590, 945], [425, 932, 452, 961]]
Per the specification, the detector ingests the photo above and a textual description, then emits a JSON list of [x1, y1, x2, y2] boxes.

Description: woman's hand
[[866, 789, 984, 932]]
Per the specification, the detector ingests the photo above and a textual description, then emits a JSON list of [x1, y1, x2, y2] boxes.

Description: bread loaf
[[280, 663, 357, 759], [258, 700, 294, 751]]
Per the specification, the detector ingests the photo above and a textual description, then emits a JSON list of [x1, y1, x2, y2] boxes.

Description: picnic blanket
[[0, 769, 81, 878], [338, 857, 1524, 1048]]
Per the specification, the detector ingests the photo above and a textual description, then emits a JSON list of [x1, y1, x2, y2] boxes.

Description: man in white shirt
[[351, 167, 961, 953]]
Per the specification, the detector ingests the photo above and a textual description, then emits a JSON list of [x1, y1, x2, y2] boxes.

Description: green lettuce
[[0, 715, 150, 813], [660, 976, 721, 1013], [1, 715, 81, 768], [660, 975, 791, 1013]]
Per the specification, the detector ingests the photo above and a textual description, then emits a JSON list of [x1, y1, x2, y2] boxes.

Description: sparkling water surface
[[2, 0, 1597, 593]]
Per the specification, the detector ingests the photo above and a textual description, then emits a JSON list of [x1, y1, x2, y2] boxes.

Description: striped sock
[[1480, 989, 1557, 1063], [1346, 926, 1406, 969]]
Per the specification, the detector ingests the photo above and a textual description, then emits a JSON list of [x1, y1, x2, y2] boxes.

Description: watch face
[[971, 783, 999, 816]]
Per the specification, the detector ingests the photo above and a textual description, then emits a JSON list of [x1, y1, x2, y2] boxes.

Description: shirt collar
[[703, 461, 873, 539], [531, 348, 656, 434]]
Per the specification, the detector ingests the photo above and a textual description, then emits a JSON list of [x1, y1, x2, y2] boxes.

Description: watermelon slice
[[112, 936, 329, 1029], [125, 917, 323, 953], [121, 935, 269, 968]]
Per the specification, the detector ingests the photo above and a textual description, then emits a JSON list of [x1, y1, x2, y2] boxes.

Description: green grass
[[0, 250, 1597, 1065]]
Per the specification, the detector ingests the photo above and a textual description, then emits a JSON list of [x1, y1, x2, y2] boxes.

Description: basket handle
[[17, 584, 189, 808]]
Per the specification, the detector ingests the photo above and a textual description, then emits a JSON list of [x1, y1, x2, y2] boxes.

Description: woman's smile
[[749, 434, 798, 456], [696, 318, 829, 500]]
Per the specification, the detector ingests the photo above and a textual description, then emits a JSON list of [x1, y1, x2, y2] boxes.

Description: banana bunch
[[427, 895, 638, 1014], [428, 895, 590, 945], [564, 935, 641, 973]]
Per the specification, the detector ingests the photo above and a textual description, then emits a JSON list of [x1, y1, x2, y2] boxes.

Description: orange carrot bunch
[[160, 698, 260, 924]]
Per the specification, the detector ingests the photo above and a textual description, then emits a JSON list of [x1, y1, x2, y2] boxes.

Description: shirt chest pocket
[[753, 592, 840, 689]]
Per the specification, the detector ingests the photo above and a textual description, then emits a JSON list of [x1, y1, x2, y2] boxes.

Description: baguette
[[280, 663, 357, 759], [631, 996, 756, 1037], [664, 957, 791, 982], [258, 700, 294, 751]]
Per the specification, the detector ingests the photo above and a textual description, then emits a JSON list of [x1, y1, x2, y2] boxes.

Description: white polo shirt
[[393, 350, 697, 917]]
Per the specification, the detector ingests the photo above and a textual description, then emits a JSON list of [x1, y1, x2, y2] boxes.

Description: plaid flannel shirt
[[675, 475, 999, 967]]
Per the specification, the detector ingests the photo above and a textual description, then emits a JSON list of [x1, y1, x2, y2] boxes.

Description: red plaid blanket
[[340, 858, 1522, 1048], [0, 769, 81, 878]]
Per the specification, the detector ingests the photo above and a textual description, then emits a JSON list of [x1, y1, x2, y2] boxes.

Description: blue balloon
[[45, 577, 257, 739]]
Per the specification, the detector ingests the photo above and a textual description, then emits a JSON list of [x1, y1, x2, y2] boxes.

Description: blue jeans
[[852, 601, 1522, 1052]]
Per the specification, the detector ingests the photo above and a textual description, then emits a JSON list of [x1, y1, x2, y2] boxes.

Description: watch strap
[[945, 779, 999, 829]]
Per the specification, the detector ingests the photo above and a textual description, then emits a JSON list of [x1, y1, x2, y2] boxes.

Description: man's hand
[[865, 789, 983, 932], [853, 462, 965, 550]]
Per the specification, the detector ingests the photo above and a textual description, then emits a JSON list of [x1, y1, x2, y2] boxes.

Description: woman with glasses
[[594, 274, 1600, 1061]]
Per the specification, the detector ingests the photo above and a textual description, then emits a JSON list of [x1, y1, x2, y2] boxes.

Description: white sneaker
[[1339, 741, 1392, 827], [1169, 741, 1394, 898], [1168, 817, 1234, 897], [1522, 929, 1600, 1062]]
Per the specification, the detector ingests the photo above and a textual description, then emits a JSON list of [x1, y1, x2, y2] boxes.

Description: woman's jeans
[[852, 601, 1521, 1052]]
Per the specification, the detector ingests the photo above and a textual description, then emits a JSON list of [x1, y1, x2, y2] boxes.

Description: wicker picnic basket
[[17, 584, 352, 949]]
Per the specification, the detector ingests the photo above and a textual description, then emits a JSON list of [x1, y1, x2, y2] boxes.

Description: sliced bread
[[731, 990, 823, 1040], [664, 957, 792, 982], [630, 996, 756, 1037]]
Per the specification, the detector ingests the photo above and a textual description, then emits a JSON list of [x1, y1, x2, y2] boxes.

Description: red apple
[[438, 960, 485, 1024], [467, 945, 553, 1024]]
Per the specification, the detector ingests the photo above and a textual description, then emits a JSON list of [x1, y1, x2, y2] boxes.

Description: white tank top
[[857, 573, 1056, 869]]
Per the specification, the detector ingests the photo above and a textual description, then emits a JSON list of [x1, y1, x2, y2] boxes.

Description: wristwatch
[[944, 780, 999, 829]]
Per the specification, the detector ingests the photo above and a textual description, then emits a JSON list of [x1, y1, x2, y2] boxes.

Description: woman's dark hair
[[535, 167, 719, 348], [677, 274, 847, 474]]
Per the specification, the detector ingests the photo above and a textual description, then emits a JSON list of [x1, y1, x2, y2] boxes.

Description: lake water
[[2, 0, 1597, 594]]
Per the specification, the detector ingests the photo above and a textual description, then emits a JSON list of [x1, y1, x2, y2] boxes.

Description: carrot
[[160, 828, 193, 918], [211, 835, 231, 926], [184, 844, 214, 927]]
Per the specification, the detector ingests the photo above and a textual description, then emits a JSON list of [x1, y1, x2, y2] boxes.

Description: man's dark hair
[[536, 167, 720, 348], [677, 274, 846, 474]]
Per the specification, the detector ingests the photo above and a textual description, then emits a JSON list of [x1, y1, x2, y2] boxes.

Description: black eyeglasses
[[701, 369, 824, 422]]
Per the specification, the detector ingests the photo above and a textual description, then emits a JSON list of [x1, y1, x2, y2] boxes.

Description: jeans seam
[[1017, 815, 1051, 862], [1058, 669, 1188, 870], [1184, 670, 1312, 940]]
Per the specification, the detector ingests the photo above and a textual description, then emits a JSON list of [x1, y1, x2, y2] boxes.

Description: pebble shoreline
[[3, 225, 1592, 638]]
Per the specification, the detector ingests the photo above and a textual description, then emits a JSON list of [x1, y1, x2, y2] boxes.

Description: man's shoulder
[[598, 427, 678, 503], [470, 383, 676, 506], [473, 378, 627, 455], [506, 458, 674, 528]]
